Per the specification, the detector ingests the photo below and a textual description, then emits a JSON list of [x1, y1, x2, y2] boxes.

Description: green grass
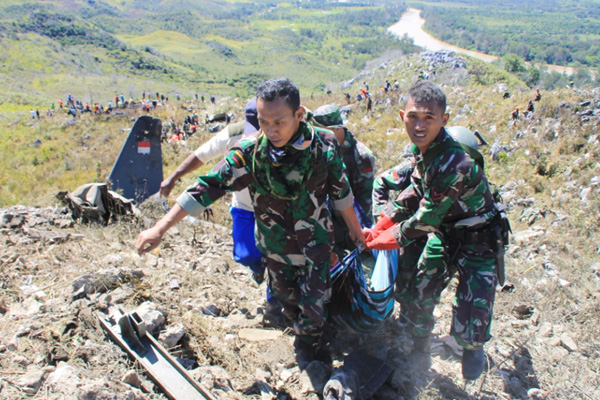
[[0, 0, 411, 99]]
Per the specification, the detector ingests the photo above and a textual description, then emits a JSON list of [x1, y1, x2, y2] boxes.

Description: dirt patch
[[1, 202, 599, 399]]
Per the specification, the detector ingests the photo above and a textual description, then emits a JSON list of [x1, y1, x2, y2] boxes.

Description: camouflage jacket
[[391, 128, 496, 246], [177, 122, 354, 267], [372, 159, 415, 219], [340, 131, 376, 222]]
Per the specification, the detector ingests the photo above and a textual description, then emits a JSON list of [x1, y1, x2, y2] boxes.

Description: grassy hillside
[[2, 51, 600, 398], [0, 0, 416, 109]]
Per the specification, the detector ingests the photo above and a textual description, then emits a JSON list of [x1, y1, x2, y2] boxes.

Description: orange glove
[[364, 214, 394, 243], [366, 228, 401, 251]]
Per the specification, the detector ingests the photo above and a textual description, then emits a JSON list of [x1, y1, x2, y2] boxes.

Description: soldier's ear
[[295, 106, 305, 121], [398, 109, 405, 120], [442, 113, 449, 125]]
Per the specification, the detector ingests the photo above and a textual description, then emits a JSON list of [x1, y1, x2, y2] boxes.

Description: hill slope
[[1, 51, 600, 399], [0, 0, 415, 110]]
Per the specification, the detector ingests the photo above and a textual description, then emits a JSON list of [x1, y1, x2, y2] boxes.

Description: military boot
[[408, 335, 431, 371], [462, 347, 486, 380], [293, 336, 316, 370]]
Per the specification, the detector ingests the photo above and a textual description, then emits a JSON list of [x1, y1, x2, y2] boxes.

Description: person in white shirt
[[159, 98, 265, 285]]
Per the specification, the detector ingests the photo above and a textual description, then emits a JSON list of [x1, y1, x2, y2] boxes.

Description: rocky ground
[[2, 53, 600, 399], [1, 192, 598, 400]]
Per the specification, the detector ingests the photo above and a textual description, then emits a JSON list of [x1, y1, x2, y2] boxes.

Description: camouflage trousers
[[396, 233, 497, 350], [265, 253, 331, 343]]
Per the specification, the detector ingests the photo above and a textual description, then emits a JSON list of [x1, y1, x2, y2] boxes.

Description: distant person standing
[[511, 107, 519, 120], [210, 95, 216, 105], [366, 96, 373, 114], [534, 88, 542, 101]]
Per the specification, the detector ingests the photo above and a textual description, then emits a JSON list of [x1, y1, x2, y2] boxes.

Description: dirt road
[[388, 8, 574, 75]]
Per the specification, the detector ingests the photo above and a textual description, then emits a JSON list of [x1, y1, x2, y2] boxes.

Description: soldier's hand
[[363, 227, 373, 243], [330, 252, 340, 267], [350, 227, 366, 252], [135, 227, 164, 255], [365, 227, 400, 251], [159, 178, 176, 199], [368, 214, 394, 242]]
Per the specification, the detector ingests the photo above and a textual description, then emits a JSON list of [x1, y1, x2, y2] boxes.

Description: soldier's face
[[399, 98, 448, 154], [257, 97, 304, 148]]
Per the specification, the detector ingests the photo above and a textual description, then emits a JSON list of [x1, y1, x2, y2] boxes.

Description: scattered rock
[[513, 305, 535, 319], [527, 388, 549, 399], [122, 370, 143, 388], [300, 361, 331, 393], [134, 301, 166, 337], [160, 323, 186, 348], [202, 304, 221, 317], [46, 362, 81, 396], [102, 254, 123, 266], [560, 335, 578, 352], [238, 328, 283, 342], [16, 366, 45, 394], [191, 366, 233, 392], [513, 229, 545, 244]]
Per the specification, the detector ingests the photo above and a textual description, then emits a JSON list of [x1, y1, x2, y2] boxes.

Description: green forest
[[415, 0, 600, 67]]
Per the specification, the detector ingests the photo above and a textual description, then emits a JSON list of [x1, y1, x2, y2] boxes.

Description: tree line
[[420, 0, 600, 68]]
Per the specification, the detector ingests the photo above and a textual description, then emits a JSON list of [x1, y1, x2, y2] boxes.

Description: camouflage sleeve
[[177, 143, 255, 217], [327, 138, 354, 211], [352, 143, 376, 218], [383, 184, 421, 223], [372, 161, 414, 218], [397, 152, 471, 245]]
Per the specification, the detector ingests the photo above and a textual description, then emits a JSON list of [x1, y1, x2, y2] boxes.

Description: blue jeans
[[230, 207, 273, 302], [230, 207, 263, 274]]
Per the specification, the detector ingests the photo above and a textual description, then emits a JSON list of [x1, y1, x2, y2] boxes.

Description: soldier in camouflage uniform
[[136, 78, 365, 368], [370, 160, 421, 317], [365, 81, 498, 380], [372, 160, 415, 219], [310, 104, 376, 258]]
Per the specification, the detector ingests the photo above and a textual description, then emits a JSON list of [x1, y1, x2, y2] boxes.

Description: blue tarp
[[330, 249, 398, 333]]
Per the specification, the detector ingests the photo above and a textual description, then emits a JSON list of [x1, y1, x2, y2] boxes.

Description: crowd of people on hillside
[[29, 90, 219, 122]]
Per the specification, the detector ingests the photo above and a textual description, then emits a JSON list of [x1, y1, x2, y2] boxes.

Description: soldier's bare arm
[[135, 204, 189, 255], [338, 206, 366, 250], [160, 153, 204, 198]]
